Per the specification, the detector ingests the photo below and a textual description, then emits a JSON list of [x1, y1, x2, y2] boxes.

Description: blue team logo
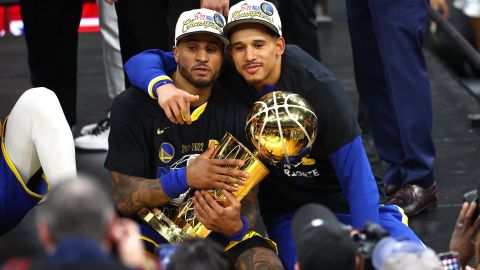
[[214, 13, 225, 28], [159, 143, 175, 163], [260, 2, 274, 16]]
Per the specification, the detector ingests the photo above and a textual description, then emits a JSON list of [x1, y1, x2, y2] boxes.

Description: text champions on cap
[[230, 2, 275, 23], [182, 11, 225, 34]]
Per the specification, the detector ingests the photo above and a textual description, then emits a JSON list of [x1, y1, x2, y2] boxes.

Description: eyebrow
[[231, 41, 244, 47], [231, 39, 265, 47], [183, 38, 222, 47]]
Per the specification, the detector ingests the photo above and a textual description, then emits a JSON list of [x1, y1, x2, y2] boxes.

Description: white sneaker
[[79, 123, 97, 135], [79, 111, 111, 135], [74, 118, 110, 151]]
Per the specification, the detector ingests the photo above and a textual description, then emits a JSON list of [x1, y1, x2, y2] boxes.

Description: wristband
[[152, 80, 174, 99], [160, 167, 189, 198], [225, 216, 249, 242], [147, 75, 173, 99]]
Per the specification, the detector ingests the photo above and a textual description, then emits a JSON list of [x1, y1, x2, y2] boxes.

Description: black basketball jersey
[[219, 45, 361, 219], [105, 81, 249, 216]]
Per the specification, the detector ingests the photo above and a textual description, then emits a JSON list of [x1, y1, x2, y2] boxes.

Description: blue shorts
[[265, 205, 422, 270], [0, 118, 49, 236]]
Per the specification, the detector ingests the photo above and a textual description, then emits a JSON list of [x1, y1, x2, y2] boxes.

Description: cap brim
[[292, 204, 342, 243], [223, 19, 280, 36], [175, 31, 229, 46], [293, 205, 357, 270]]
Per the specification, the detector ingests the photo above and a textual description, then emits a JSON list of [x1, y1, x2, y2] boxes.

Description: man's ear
[[294, 262, 301, 270], [37, 220, 55, 253], [276, 36, 286, 56], [173, 46, 180, 63]]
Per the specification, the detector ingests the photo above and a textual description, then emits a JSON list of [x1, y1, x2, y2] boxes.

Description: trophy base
[[138, 207, 190, 244]]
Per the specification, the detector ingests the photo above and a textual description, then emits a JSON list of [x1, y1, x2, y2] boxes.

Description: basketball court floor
[[1, 3, 480, 264]]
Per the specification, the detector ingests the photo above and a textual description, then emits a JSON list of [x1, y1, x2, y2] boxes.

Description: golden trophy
[[139, 91, 318, 243]]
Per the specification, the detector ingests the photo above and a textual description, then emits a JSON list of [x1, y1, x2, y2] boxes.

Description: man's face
[[174, 33, 224, 89], [228, 24, 284, 90]]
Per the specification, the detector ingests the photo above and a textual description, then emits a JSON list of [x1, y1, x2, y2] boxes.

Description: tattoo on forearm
[[110, 171, 170, 215], [235, 247, 284, 270]]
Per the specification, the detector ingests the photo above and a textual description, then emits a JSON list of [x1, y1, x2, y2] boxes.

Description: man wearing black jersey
[[123, 1, 424, 269], [105, 8, 282, 269]]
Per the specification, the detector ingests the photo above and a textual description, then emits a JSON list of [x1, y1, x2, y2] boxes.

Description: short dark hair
[[168, 238, 235, 270], [36, 177, 115, 244]]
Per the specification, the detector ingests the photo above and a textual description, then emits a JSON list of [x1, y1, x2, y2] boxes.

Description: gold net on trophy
[[138, 91, 318, 243]]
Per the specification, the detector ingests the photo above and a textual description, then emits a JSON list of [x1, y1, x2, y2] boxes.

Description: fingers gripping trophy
[[139, 91, 318, 243]]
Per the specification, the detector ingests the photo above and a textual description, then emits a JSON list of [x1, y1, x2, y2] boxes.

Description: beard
[[178, 62, 213, 89]]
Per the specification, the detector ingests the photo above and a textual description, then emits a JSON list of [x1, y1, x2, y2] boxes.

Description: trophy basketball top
[[246, 91, 318, 164]]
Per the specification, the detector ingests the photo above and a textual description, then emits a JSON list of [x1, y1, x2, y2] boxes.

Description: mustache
[[243, 61, 262, 68], [192, 64, 211, 70]]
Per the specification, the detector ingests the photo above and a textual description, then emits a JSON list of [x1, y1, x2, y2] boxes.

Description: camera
[[351, 221, 390, 259], [348, 222, 389, 270]]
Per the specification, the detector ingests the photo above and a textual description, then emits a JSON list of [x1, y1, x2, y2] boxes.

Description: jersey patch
[[159, 143, 175, 163]]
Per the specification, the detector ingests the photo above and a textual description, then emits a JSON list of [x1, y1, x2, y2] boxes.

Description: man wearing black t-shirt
[[123, 1, 424, 269], [105, 9, 282, 269]]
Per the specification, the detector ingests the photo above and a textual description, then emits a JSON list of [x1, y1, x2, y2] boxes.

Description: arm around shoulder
[[124, 49, 177, 97]]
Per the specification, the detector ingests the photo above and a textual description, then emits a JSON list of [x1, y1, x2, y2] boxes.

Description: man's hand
[[449, 201, 480, 267], [201, 0, 229, 16], [430, 0, 449, 19], [156, 84, 199, 125], [193, 190, 243, 236], [186, 144, 248, 192], [104, 0, 117, 5], [111, 218, 146, 269]]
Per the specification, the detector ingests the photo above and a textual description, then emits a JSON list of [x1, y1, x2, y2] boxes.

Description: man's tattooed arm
[[241, 186, 259, 229], [236, 187, 285, 270], [110, 171, 171, 216], [235, 247, 284, 270]]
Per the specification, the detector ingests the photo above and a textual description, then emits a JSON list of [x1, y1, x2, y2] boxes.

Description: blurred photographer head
[[36, 176, 115, 248], [36, 175, 145, 269], [292, 203, 364, 270]]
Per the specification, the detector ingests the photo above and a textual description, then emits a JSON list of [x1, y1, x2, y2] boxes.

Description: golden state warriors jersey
[[105, 82, 249, 245]]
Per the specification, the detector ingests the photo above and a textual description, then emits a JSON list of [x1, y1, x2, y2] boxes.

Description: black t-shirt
[[105, 82, 249, 217], [219, 45, 361, 219]]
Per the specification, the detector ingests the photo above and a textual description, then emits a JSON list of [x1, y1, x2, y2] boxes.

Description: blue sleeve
[[328, 135, 380, 228], [124, 49, 178, 98]]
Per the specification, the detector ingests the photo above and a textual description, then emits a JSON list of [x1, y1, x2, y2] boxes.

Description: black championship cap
[[292, 204, 358, 270]]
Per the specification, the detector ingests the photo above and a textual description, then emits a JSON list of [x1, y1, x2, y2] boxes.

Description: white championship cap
[[224, 0, 282, 36], [174, 8, 229, 46]]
